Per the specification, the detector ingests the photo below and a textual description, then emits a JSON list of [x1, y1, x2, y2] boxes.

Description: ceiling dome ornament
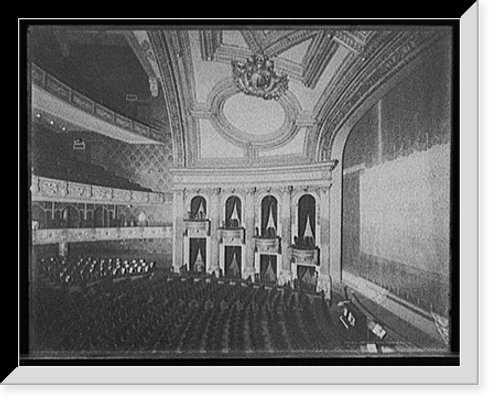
[[232, 54, 289, 100]]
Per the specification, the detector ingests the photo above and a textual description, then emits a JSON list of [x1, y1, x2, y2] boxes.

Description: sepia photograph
[[20, 19, 463, 374]]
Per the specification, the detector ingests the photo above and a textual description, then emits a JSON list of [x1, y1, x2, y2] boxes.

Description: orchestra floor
[[30, 270, 418, 358]]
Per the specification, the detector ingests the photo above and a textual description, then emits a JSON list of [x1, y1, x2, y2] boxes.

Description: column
[[172, 189, 185, 273], [280, 185, 293, 277], [209, 187, 221, 275], [318, 185, 331, 295], [244, 187, 256, 278], [330, 167, 342, 287]]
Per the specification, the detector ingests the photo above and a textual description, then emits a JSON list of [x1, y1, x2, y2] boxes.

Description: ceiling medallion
[[232, 54, 289, 100]]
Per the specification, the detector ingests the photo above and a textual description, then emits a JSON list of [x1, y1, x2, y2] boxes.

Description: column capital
[[245, 187, 257, 195], [279, 185, 294, 195], [319, 184, 332, 195]]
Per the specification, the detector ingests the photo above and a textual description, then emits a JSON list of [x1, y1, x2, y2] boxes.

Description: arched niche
[[296, 194, 316, 248], [260, 195, 278, 237], [224, 195, 242, 229], [189, 195, 207, 220]]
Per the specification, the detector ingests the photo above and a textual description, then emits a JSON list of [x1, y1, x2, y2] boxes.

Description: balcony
[[32, 226, 172, 245], [31, 175, 166, 205], [184, 219, 211, 236], [290, 245, 320, 266], [219, 227, 245, 245], [31, 63, 165, 145], [254, 236, 281, 254]]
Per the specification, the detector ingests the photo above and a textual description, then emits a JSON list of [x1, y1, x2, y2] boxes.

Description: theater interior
[[25, 24, 455, 359]]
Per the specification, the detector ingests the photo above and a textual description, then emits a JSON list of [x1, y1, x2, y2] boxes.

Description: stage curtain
[[359, 143, 450, 276]]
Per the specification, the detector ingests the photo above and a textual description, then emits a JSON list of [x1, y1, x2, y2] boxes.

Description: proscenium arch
[[324, 40, 448, 163], [318, 38, 453, 284]]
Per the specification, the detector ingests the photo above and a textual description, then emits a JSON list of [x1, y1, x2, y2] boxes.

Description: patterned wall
[[90, 139, 174, 193]]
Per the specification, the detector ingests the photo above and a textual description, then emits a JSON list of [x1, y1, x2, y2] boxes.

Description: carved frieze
[[32, 226, 172, 245], [148, 192, 164, 203], [39, 178, 67, 198], [131, 190, 149, 203], [113, 189, 132, 202], [67, 182, 92, 199]]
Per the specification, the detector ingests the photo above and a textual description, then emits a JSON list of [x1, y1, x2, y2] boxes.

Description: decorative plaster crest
[[232, 54, 289, 101]]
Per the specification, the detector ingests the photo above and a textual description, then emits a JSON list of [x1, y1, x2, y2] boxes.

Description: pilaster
[[209, 187, 221, 274]]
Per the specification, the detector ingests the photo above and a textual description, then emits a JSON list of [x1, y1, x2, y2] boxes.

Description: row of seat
[[31, 274, 350, 354], [39, 255, 156, 286]]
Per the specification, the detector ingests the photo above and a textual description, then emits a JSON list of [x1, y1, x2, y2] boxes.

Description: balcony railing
[[184, 219, 211, 235], [290, 245, 320, 266], [32, 225, 172, 245], [254, 236, 281, 254], [219, 227, 245, 245], [31, 63, 165, 144], [31, 175, 167, 205]]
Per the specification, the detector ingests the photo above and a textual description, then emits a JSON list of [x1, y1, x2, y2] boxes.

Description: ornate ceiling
[[30, 26, 451, 169], [144, 27, 449, 168]]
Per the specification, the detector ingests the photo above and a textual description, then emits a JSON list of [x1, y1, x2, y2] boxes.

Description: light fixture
[[50, 120, 54, 125]]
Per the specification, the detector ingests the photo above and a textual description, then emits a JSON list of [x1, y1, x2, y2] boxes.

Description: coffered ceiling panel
[[222, 30, 249, 49], [277, 38, 313, 65]]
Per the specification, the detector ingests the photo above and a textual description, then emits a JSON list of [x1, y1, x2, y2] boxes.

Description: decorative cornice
[[200, 30, 222, 61], [31, 175, 167, 205], [32, 226, 172, 245], [171, 160, 337, 190]]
